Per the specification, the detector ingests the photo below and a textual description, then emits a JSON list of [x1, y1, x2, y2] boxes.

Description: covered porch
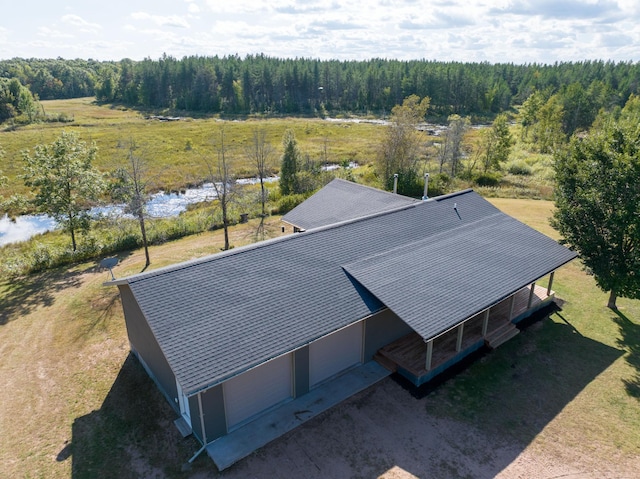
[[375, 275, 557, 386]]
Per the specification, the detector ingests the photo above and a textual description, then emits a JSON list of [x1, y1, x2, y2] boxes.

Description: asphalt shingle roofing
[[282, 178, 418, 230], [117, 189, 576, 395]]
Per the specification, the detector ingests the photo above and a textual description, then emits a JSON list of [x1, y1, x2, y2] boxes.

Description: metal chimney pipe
[[423, 173, 430, 200], [393, 173, 398, 194]]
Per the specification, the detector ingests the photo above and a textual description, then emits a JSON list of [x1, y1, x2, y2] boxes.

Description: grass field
[[0, 198, 638, 478], [0, 98, 386, 196]]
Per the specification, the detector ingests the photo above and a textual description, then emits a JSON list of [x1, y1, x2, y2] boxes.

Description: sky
[[1, 0, 639, 64]]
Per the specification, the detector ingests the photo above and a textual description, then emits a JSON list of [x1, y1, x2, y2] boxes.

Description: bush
[[473, 172, 502, 187], [276, 194, 306, 214], [427, 173, 451, 197], [507, 160, 532, 176]]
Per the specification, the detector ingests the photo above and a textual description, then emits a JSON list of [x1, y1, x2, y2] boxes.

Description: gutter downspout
[[188, 392, 209, 463]]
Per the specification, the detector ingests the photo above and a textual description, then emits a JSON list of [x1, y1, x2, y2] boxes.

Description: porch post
[[482, 309, 490, 337], [508, 294, 516, 321], [547, 271, 555, 296], [528, 282, 536, 309], [456, 323, 464, 352], [425, 339, 433, 371]]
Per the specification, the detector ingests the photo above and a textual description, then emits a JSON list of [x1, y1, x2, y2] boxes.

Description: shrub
[[507, 160, 532, 176], [276, 194, 306, 214], [473, 172, 502, 187], [428, 173, 451, 197]]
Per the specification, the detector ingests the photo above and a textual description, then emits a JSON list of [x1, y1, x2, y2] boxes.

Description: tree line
[[1, 56, 639, 120]]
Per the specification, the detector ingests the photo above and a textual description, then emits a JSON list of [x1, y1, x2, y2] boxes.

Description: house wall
[[185, 386, 227, 444], [188, 394, 203, 442], [118, 284, 178, 411], [363, 309, 414, 361], [294, 346, 310, 397], [190, 310, 412, 444]]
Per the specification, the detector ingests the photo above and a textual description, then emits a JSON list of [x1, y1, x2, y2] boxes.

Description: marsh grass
[[1, 98, 383, 196]]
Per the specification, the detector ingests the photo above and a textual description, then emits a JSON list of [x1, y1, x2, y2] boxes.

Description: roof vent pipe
[[393, 173, 398, 194], [422, 173, 430, 201]]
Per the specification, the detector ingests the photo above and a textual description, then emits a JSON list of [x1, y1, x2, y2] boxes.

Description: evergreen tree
[[280, 129, 299, 196]]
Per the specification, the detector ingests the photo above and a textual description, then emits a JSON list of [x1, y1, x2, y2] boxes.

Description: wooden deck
[[375, 285, 553, 380]]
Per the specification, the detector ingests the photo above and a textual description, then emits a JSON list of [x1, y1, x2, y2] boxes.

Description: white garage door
[[224, 354, 292, 430], [309, 322, 363, 387]]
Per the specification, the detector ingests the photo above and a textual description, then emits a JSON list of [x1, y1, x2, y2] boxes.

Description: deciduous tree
[[377, 94, 430, 195], [110, 141, 152, 268], [552, 96, 640, 309], [246, 128, 275, 218], [480, 113, 513, 172], [22, 131, 104, 251], [437, 114, 470, 177], [206, 128, 237, 251]]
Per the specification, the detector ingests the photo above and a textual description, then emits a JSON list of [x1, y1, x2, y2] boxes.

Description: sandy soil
[[185, 378, 638, 479]]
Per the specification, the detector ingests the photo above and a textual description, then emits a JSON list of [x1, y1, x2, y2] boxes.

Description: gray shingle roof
[[282, 178, 418, 230], [118, 190, 576, 395]]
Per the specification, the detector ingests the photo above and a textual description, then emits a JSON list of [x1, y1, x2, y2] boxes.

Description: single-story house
[[282, 177, 419, 231], [108, 186, 576, 469]]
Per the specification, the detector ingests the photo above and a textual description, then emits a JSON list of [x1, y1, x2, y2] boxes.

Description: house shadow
[[64, 310, 624, 479], [226, 309, 625, 479], [65, 354, 207, 479], [613, 309, 640, 399]]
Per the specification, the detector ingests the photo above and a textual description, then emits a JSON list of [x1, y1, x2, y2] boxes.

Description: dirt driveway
[[175, 377, 633, 479]]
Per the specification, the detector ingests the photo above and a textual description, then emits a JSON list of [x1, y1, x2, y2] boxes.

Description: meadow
[[0, 97, 385, 196]]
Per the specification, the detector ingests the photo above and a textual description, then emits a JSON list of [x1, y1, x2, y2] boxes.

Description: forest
[[1, 56, 639, 122]]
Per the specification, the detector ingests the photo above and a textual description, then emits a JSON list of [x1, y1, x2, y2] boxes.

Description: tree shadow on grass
[[0, 252, 132, 327], [67, 354, 209, 479], [0, 269, 82, 326], [612, 309, 640, 399]]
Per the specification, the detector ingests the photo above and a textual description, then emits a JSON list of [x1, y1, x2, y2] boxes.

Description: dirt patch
[[214, 379, 637, 479]]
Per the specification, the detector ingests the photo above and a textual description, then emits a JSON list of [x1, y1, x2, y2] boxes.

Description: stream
[[0, 177, 279, 246]]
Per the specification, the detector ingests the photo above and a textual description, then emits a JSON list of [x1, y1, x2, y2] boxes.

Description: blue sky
[[2, 0, 639, 64]]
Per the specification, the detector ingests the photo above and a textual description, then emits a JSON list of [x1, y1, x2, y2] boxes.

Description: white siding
[[224, 354, 293, 429], [309, 322, 363, 387]]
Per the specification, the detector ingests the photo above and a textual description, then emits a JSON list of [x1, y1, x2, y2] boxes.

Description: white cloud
[[131, 12, 190, 29], [1, 0, 639, 63], [38, 27, 74, 39], [61, 14, 102, 34]]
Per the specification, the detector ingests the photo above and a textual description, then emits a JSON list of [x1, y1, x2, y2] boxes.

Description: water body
[[0, 177, 280, 247]]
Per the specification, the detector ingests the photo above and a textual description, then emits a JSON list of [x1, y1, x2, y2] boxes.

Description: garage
[[309, 321, 363, 387], [224, 353, 293, 430]]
